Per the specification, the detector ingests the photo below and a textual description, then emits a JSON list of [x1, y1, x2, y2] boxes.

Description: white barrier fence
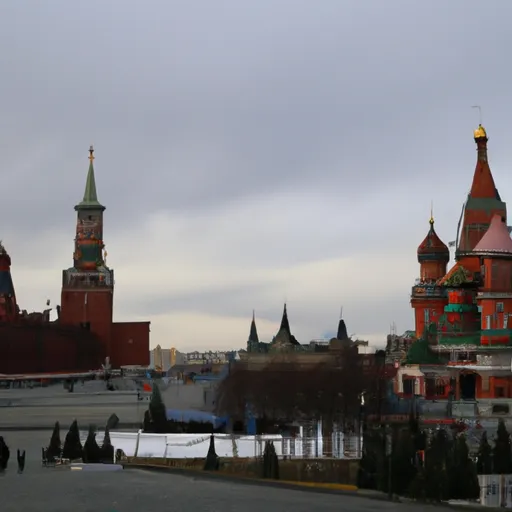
[[81, 431, 361, 460], [479, 474, 512, 508]]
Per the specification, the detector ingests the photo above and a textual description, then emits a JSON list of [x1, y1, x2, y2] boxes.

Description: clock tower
[[60, 147, 114, 359]]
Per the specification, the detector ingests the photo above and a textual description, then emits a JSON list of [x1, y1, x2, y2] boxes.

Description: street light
[[386, 423, 393, 500]]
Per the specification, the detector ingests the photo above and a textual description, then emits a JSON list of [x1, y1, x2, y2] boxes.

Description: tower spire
[[457, 125, 506, 254], [75, 145, 105, 211], [248, 310, 259, 343], [279, 303, 291, 335]]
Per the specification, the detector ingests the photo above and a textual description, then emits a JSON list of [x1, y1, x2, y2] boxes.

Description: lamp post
[[358, 392, 365, 458], [386, 423, 393, 500]]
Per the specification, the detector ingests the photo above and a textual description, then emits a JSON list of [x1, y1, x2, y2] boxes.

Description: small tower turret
[[270, 303, 300, 348], [417, 214, 450, 283], [411, 214, 449, 337], [0, 242, 17, 322]]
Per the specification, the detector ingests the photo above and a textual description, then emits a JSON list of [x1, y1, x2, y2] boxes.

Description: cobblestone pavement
[[0, 431, 456, 512]]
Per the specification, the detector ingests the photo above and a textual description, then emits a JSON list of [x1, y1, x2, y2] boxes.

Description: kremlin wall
[[0, 147, 150, 374]]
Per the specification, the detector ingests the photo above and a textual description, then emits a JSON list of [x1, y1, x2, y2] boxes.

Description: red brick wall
[[111, 321, 150, 367], [0, 324, 102, 373], [60, 289, 113, 359]]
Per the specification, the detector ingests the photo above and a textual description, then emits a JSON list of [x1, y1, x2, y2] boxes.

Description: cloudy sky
[[1, 1, 512, 351]]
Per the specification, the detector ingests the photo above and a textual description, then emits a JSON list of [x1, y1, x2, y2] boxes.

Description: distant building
[[241, 304, 372, 369], [149, 346, 186, 372], [245, 303, 370, 355]]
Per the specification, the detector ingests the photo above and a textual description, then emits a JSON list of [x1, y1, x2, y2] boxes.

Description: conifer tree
[[391, 428, 417, 495], [83, 425, 101, 464], [62, 420, 83, 461], [149, 384, 167, 433], [423, 429, 450, 502], [262, 440, 279, 479], [357, 429, 382, 490], [143, 410, 152, 432], [477, 431, 493, 475], [100, 426, 114, 464], [203, 434, 220, 471], [493, 420, 512, 475], [449, 434, 480, 500], [47, 421, 61, 459]]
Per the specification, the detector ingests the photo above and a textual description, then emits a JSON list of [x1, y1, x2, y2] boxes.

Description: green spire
[[75, 146, 105, 211]]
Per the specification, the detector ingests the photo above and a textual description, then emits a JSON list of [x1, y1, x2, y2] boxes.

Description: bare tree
[[216, 342, 371, 440]]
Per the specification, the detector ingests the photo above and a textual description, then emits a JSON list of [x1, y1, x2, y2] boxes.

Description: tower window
[[497, 302, 504, 313]]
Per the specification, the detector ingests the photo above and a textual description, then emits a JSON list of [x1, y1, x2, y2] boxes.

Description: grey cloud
[[127, 282, 281, 319], [4, 0, 512, 237], [2, 1, 512, 344]]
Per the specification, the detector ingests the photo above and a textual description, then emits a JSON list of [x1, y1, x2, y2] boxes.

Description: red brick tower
[[60, 146, 113, 360], [410, 215, 450, 337], [0, 242, 18, 322]]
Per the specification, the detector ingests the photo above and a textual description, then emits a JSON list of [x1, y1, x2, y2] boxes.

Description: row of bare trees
[[215, 345, 390, 433]]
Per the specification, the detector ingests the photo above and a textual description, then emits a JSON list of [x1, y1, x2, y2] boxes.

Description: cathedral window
[[496, 302, 504, 313]]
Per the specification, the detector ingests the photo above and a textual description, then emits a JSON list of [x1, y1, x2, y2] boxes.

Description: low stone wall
[[125, 456, 359, 485]]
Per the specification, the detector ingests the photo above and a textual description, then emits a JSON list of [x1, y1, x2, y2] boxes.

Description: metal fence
[[270, 434, 361, 459]]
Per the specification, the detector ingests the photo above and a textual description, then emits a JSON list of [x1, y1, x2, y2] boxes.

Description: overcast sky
[[1, 1, 512, 351]]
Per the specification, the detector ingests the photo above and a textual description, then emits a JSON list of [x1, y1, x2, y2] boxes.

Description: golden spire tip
[[88, 145, 95, 162], [473, 124, 487, 139]]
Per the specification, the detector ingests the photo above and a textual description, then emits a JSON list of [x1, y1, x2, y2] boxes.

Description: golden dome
[[474, 124, 487, 139]]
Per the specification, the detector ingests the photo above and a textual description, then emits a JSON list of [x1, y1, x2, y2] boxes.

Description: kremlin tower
[[60, 146, 114, 356], [0, 147, 150, 374], [60, 147, 150, 367]]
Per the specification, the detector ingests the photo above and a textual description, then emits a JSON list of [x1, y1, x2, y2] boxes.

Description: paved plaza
[[0, 387, 144, 429], [0, 431, 456, 512]]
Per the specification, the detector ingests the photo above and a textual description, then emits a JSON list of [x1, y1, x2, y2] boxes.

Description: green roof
[[405, 338, 444, 365], [75, 150, 105, 211]]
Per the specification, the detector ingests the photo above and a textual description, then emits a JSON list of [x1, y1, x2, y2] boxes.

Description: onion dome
[[473, 214, 512, 256], [417, 217, 449, 263]]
